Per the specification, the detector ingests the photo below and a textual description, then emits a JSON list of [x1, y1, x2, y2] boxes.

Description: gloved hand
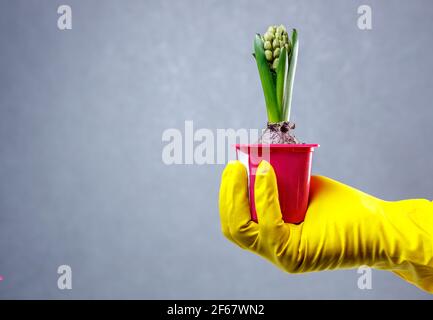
[[219, 160, 433, 293]]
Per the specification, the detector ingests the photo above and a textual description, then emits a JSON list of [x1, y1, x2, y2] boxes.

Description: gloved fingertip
[[221, 161, 236, 178], [256, 160, 272, 176], [223, 160, 247, 179], [226, 160, 238, 166]]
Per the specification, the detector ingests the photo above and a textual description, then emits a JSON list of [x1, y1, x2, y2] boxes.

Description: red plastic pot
[[235, 144, 319, 224]]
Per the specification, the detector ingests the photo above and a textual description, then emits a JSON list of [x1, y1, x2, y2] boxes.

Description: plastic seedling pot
[[235, 144, 319, 224]]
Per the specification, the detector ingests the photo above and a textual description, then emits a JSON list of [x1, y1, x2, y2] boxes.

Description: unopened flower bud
[[265, 50, 273, 61], [277, 25, 286, 34], [263, 32, 274, 41], [272, 58, 279, 69], [267, 26, 276, 34]]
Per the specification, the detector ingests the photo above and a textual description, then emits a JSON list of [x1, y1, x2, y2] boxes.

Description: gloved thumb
[[254, 160, 285, 232]]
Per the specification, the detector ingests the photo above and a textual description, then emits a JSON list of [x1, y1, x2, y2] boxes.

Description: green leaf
[[254, 34, 281, 123], [276, 46, 288, 114], [282, 29, 298, 121]]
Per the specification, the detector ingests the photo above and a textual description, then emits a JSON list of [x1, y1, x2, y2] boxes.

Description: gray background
[[0, 0, 432, 299]]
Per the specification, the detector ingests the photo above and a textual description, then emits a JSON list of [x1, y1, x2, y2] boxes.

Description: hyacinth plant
[[254, 25, 299, 144]]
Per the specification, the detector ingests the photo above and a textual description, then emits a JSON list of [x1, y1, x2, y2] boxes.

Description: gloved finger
[[254, 160, 287, 241], [219, 161, 259, 249], [219, 161, 239, 244]]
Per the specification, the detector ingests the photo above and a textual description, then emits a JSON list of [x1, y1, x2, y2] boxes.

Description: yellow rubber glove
[[219, 160, 433, 293]]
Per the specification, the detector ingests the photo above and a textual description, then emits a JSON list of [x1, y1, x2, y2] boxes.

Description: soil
[[258, 121, 300, 144]]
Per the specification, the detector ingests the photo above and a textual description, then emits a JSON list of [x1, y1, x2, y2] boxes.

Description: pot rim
[[235, 143, 319, 149]]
